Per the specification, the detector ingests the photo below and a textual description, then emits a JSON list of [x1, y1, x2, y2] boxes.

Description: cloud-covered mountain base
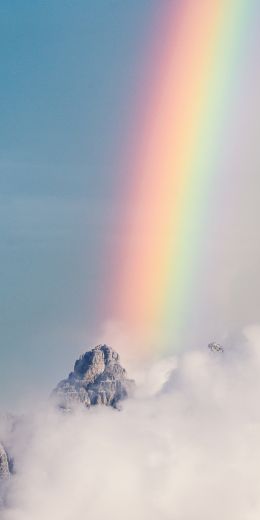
[[2, 326, 260, 520]]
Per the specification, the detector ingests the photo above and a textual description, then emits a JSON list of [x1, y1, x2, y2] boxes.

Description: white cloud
[[2, 327, 260, 519]]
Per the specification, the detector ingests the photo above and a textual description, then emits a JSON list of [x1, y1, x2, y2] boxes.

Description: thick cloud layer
[[2, 327, 260, 519]]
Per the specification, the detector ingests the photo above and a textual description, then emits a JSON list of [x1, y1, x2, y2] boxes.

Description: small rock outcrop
[[53, 344, 135, 410], [0, 443, 11, 480], [208, 342, 224, 353]]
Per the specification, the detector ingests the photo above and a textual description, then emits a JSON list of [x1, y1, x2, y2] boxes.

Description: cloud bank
[[1, 327, 260, 519]]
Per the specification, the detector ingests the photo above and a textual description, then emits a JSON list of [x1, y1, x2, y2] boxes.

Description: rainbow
[[109, 0, 254, 353]]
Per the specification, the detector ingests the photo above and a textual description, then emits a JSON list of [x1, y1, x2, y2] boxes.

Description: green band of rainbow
[[110, 0, 256, 352]]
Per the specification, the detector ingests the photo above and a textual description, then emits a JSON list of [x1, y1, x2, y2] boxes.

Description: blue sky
[[1, 2, 260, 410], [0, 1, 158, 408]]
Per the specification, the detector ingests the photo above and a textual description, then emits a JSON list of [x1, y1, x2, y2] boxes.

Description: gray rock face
[[0, 443, 10, 480], [53, 344, 135, 410]]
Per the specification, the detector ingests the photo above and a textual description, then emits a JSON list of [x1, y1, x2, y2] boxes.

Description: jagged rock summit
[[53, 344, 135, 410]]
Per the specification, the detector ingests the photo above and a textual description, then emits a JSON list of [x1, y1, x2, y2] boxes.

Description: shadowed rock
[[53, 344, 135, 410], [0, 443, 11, 480]]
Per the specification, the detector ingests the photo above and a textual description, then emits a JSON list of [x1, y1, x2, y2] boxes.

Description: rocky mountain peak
[[53, 344, 135, 410], [73, 344, 121, 383]]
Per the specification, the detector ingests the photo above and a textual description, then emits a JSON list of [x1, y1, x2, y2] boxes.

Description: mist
[[1, 326, 260, 519]]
